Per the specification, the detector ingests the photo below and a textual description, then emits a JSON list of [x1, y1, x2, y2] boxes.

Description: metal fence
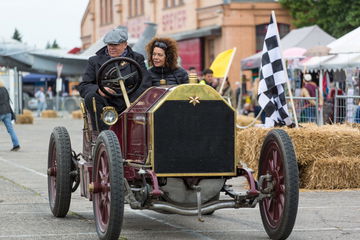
[[286, 94, 319, 124], [333, 94, 360, 123], [285, 92, 360, 125]]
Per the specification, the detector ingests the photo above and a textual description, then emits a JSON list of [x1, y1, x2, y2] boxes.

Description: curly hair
[[146, 37, 179, 70]]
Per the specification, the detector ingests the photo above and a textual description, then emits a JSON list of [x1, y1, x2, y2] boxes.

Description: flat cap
[[103, 26, 128, 44]]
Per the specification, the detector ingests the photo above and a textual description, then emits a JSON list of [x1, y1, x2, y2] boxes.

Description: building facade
[[81, 0, 292, 87]]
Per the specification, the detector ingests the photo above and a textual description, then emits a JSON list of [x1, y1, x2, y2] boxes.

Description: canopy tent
[[302, 26, 360, 71], [241, 25, 335, 70], [328, 27, 360, 54]]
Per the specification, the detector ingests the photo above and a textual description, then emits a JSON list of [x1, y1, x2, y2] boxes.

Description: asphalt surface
[[0, 114, 359, 240]]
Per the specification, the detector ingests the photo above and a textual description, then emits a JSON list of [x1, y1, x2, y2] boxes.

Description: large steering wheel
[[96, 57, 143, 98]]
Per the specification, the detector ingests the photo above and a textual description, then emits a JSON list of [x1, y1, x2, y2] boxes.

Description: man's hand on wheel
[[98, 87, 116, 97]]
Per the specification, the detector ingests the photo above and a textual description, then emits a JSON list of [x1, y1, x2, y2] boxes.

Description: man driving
[[78, 26, 151, 131]]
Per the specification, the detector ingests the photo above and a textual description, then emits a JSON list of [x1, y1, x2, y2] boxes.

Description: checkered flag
[[258, 15, 292, 127]]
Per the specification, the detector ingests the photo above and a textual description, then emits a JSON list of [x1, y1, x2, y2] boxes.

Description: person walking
[[146, 37, 188, 86], [35, 87, 46, 117], [0, 81, 20, 151]]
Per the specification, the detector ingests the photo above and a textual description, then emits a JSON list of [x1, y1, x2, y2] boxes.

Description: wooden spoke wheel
[[47, 126, 73, 217], [93, 130, 125, 240], [258, 129, 299, 240]]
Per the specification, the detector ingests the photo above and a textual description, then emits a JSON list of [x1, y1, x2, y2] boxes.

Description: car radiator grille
[[153, 100, 235, 175]]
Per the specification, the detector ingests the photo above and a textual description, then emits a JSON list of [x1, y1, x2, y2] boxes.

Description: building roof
[[168, 25, 221, 41]]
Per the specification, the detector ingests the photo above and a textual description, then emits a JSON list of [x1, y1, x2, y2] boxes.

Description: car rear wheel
[[93, 130, 124, 240], [258, 129, 299, 240], [47, 126, 73, 217]]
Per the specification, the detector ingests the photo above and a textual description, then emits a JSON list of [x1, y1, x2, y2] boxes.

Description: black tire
[[93, 130, 125, 240], [258, 129, 299, 240], [47, 126, 73, 217]]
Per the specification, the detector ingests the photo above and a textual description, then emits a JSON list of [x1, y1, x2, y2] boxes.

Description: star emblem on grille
[[188, 96, 200, 106]]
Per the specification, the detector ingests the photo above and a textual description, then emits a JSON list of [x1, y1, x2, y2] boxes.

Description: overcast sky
[[0, 0, 89, 49]]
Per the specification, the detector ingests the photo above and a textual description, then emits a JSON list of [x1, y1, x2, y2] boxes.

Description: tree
[[46, 40, 60, 49], [51, 40, 60, 49], [279, 0, 360, 38], [12, 28, 22, 42]]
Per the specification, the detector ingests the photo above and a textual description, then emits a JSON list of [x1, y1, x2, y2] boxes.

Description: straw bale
[[236, 114, 261, 127], [236, 127, 269, 171], [15, 114, 33, 124], [237, 123, 360, 170], [303, 156, 360, 189], [72, 110, 83, 119], [22, 109, 33, 116], [41, 110, 57, 118], [236, 123, 360, 189]]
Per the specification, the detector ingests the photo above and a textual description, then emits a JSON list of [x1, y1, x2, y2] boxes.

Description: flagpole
[[271, 11, 299, 127], [219, 47, 237, 95]]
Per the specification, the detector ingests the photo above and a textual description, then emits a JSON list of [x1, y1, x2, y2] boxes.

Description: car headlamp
[[101, 106, 118, 125]]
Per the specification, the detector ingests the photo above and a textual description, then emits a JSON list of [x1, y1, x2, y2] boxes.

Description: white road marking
[[0, 156, 47, 177], [0, 232, 97, 239]]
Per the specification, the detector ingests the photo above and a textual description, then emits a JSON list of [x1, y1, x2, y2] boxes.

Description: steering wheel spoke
[[96, 57, 143, 98], [122, 71, 138, 81]]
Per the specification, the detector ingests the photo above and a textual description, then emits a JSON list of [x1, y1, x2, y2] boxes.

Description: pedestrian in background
[[0, 80, 20, 151], [200, 68, 217, 89], [300, 74, 322, 123], [146, 37, 188, 86], [35, 87, 46, 117]]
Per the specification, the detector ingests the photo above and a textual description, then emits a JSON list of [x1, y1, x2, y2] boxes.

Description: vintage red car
[[47, 57, 299, 240]]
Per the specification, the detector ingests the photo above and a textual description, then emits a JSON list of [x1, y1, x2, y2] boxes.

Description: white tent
[[302, 26, 360, 71], [241, 25, 335, 70]]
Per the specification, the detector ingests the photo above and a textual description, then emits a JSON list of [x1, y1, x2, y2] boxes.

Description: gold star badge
[[189, 96, 200, 106]]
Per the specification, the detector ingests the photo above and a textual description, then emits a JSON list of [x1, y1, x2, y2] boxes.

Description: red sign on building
[[177, 38, 202, 74]]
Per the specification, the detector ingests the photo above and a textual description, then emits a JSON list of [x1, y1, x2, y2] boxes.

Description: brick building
[[81, 0, 292, 86]]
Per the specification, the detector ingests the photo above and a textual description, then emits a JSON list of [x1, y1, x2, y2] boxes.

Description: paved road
[[0, 115, 359, 240]]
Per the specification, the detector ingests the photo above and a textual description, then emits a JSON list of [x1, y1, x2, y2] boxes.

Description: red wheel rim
[[49, 140, 57, 207], [260, 141, 285, 229], [94, 143, 111, 233]]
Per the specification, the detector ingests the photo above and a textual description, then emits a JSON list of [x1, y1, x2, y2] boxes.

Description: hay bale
[[236, 124, 360, 169], [72, 110, 83, 119], [236, 123, 360, 189], [15, 114, 34, 124], [236, 114, 261, 127], [236, 127, 269, 170], [303, 157, 360, 189], [41, 110, 57, 118], [22, 109, 33, 116]]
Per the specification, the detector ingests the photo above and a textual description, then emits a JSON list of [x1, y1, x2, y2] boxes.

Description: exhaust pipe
[[148, 200, 236, 216]]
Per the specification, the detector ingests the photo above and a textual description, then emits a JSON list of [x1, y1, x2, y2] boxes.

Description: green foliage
[[46, 40, 60, 49], [279, 0, 360, 38], [51, 40, 60, 49], [12, 28, 22, 42]]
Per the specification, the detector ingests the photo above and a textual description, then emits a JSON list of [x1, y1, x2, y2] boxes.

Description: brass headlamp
[[101, 106, 118, 125]]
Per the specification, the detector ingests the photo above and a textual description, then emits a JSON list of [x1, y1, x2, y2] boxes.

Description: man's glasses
[[154, 41, 167, 50]]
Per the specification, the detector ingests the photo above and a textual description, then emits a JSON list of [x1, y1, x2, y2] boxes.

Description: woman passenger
[[146, 37, 188, 86]]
